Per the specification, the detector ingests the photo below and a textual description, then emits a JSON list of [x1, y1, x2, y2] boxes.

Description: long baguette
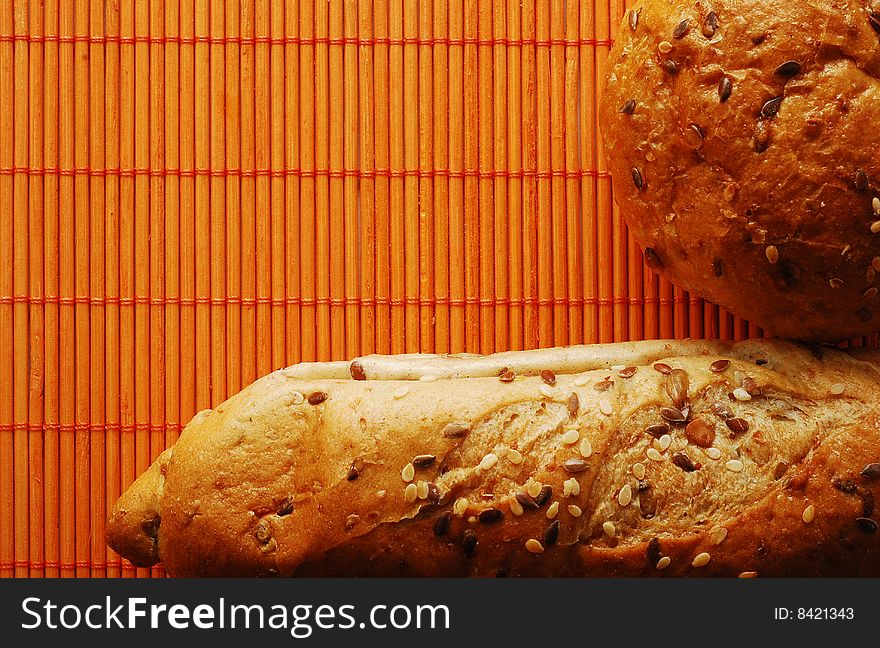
[[107, 340, 880, 576]]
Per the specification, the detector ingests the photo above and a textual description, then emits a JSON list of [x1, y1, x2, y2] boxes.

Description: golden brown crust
[[107, 340, 880, 577], [601, 0, 880, 341]]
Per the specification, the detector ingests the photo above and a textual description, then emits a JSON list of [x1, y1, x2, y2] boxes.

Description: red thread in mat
[[0, 167, 612, 180], [0, 295, 691, 308], [0, 33, 614, 47], [0, 560, 154, 571]]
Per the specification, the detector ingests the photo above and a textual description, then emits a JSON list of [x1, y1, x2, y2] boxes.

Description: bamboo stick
[[564, 0, 583, 346], [403, 0, 419, 353], [6, 0, 27, 579], [373, 0, 390, 355], [328, 0, 346, 359], [90, 0, 107, 578], [477, 0, 495, 354], [549, 0, 568, 346], [491, 0, 508, 351], [521, 0, 538, 350], [224, 0, 241, 395], [285, 0, 302, 364], [210, 0, 227, 400], [343, 0, 360, 358], [270, 0, 287, 368], [659, 279, 674, 339], [42, 0, 61, 578], [418, 0, 435, 354], [462, 0, 478, 352], [0, 0, 13, 581], [536, 0, 553, 347], [194, 0, 212, 412], [506, 0, 523, 350], [103, 0, 121, 578], [674, 285, 687, 339], [358, 0, 376, 355], [595, 0, 613, 343], [299, 0, 317, 361], [388, 0, 405, 354], [314, 0, 331, 360], [253, 0, 269, 377], [134, 0, 151, 577], [240, 0, 257, 384], [432, 0, 449, 354], [447, 0, 465, 353], [73, 0, 91, 579], [27, 0, 45, 579], [118, 0, 136, 577], [580, 0, 598, 343]]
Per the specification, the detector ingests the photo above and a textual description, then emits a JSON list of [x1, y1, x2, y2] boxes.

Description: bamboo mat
[[0, 0, 860, 578]]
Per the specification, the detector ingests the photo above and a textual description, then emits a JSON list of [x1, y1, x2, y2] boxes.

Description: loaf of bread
[[601, 0, 880, 341], [107, 340, 880, 577]]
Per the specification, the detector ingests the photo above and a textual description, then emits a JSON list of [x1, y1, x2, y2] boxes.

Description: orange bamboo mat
[[0, 0, 867, 579]]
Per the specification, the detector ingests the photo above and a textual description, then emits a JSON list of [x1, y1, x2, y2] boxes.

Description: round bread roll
[[601, 0, 880, 341]]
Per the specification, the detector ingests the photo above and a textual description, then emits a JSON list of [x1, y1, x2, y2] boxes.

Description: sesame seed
[[564, 458, 589, 473], [657, 434, 672, 452], [453, 498, 468, 516], [499, 370, 516, 383], [875, 197, 880, 215], [704, 447, 722, 460], [647, 448, 663, 462], [692, 552, 711, 568], [620, 99, 637, 114], [656, 556, 671, 570], [462, 530, 477, 557], [653, 363, 672, 374], [563, 477, 581, 497], [765, 245, 779, 264], [629, 8, 640, 31], [633, 462, 646, 480], [802, 504, 815, 523], [872, 221, 880, 234], [599, 399, 613, 416], [516, 492, 539, 510], [544, 520, 561, 546], [658, 40, 673, 53], [479, 453, 498, 471], [830, 383, 845, 395], [419, 374, 438, 382], [534, 486, 553, 506], [416, 481, 429, 500], [618, 484, 633, 507], [829, 278, 844, 289], [506, 448, 524, 465], [726, 459, 744, 473], [603, 521, 616, 538], [561, 428, 580, 445], [442, 422, 470, 438], [404, 483, 418, 503], [568, 504, 583, 517], [541, 369, 557, 386], [290, 391, 304, 405], [710, 359, 732, 372], [539, 384, 558, 398], [864, 287, 878, 300], [718, 76, 733, 102], [733, 388, 752, 401], [478, 507, 503, 524], [646, 423, 670, 438], [307, 391, 329, 405], [579, 438, 593, 458], [525, 539, 545, 554], [546, 502, 560, 519], [574, 375, 590, 386], [433, 512, 451, 536], [413, 454, 437, 469], [673, 18, 691, 39], [738, 571, 759, 578], [401, 463, 416, 482], [393, 386, 410, 399], [567, 392, 580, 415], [510, 497, 525, 517], [660, 406, 687, 423], [618, 366, 638, 379], [710, 527, 728, 545], [527, 482, 543, 499], [775, 60, 802, 77]]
